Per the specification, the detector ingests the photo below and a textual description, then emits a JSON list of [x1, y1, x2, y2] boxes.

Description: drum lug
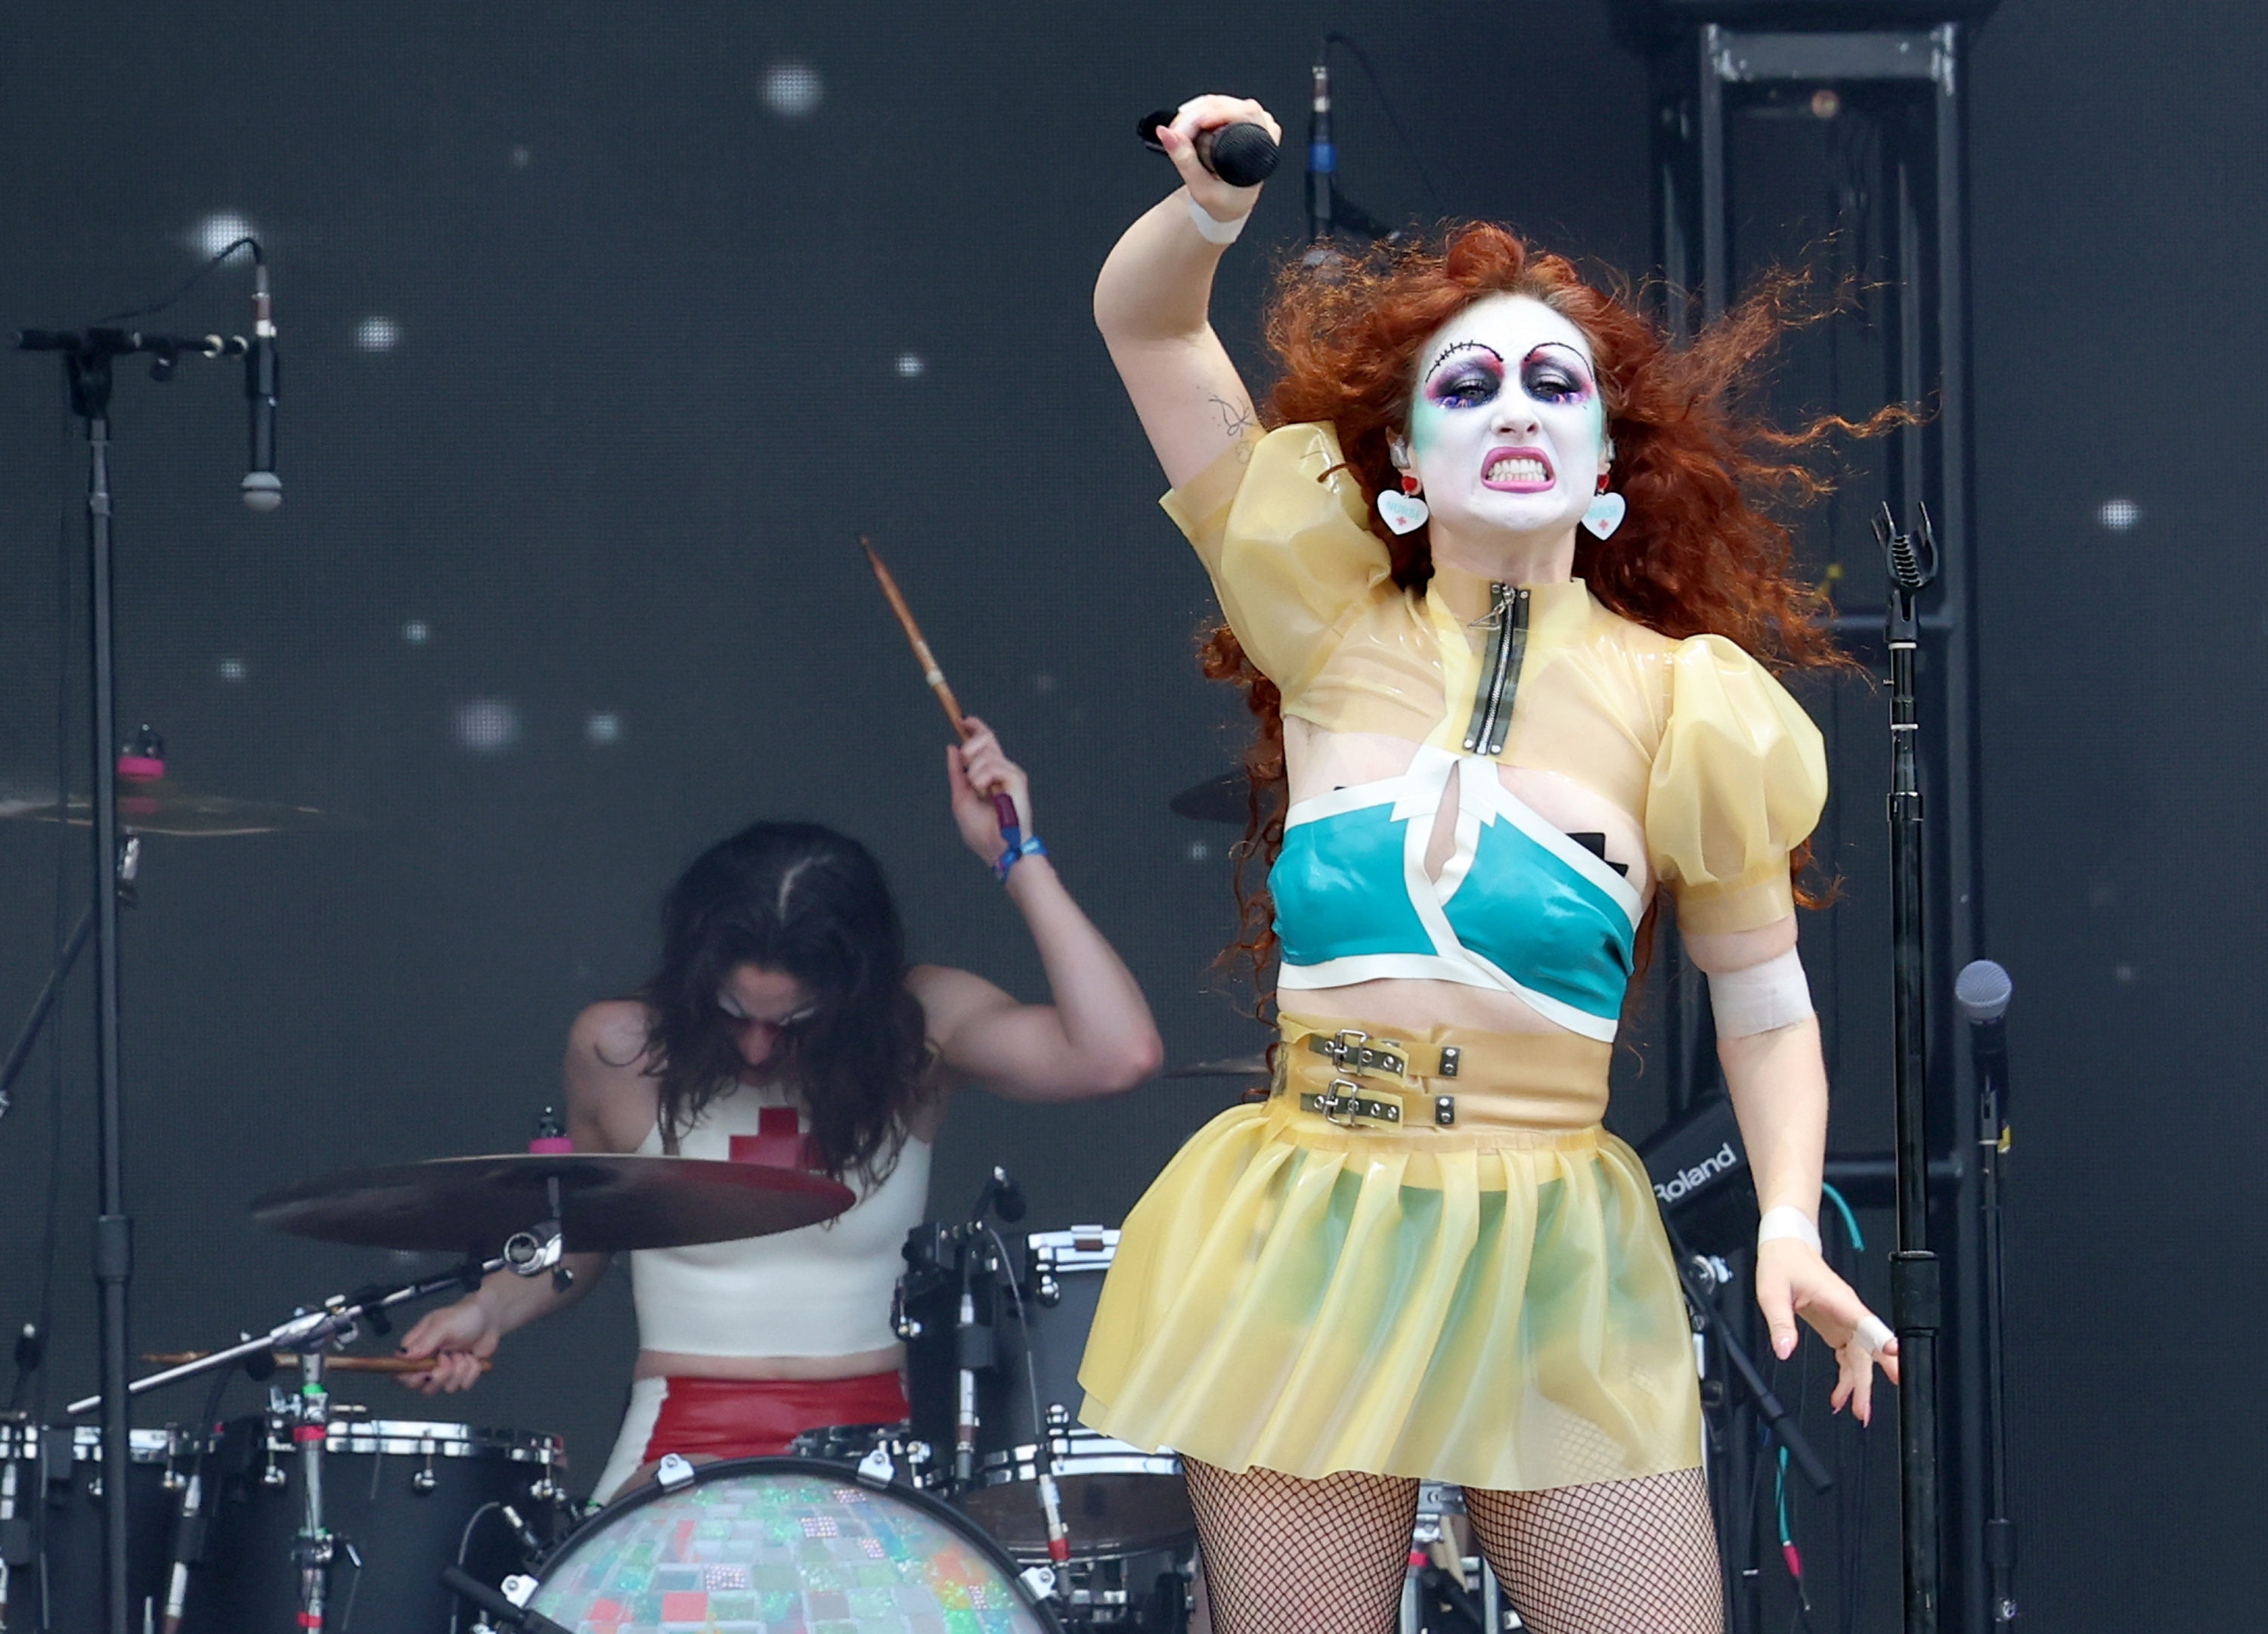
[[855, 1444, 896, 1489], [1019, 1564, 1059, 1603], [500, 1574, 538, 1608], [1034, 1273, 1061, 1307], [655, 1452, 696, 1491]]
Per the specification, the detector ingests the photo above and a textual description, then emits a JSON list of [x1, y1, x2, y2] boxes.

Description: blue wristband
[[993, 834, 1047, 882]]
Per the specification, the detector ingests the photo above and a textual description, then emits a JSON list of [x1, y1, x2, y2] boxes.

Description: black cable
[[90, 235, 262, 326], [1323, 33, 1448, 219]]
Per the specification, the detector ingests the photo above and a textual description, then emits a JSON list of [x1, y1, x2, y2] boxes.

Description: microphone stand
[[1876, 501, 1942, 1634], [11, 321, 255, 1634], [1963, 969, 2019, 1628]]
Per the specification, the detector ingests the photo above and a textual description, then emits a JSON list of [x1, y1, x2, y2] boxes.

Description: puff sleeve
[[1160, 423, 1393, 691], [1645, 635, 1828, 936]]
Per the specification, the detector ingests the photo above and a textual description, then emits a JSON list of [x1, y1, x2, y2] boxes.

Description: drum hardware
[[903, 1223, 1197, 1579], [440, 1564, 569, 1634], [1396, 1484, 1519, 1634], [64, 1256, 508, 1421], [144, 1350, 496, 1378]]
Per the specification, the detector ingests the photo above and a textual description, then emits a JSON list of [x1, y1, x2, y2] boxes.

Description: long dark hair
[[635, 821, 932, 1183]]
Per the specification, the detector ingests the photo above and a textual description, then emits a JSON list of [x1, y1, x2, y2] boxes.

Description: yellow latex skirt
[[1078, 1012, 1703, 1493]]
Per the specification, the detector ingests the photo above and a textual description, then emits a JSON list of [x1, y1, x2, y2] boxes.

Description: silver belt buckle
[[1308, 1028, 1407, 1079]]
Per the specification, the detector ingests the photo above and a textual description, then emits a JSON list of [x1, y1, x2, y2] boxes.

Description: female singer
[[1077, 95, 1897, 1632], [400, 721, 1161, 1502]]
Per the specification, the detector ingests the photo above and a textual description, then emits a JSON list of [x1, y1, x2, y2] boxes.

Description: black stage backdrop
[[0, 2, 2260, 1628]]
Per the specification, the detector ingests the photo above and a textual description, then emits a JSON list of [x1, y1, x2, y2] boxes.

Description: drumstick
[[859, 535, 1021, 839], [141, 1350, 492, 1375]]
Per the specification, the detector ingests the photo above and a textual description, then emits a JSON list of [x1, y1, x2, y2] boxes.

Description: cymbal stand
[[292, 1349, 334, 1633], [62, 1258, 504, 1418]]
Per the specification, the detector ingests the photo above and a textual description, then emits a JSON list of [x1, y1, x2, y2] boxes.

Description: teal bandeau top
[[1270, 745, 1644, 1043]]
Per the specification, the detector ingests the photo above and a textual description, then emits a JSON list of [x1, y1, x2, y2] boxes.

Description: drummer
[[398, 721, 1162, 1502]]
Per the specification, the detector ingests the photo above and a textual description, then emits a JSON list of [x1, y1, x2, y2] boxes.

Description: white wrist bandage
[[1757, 1205, 1822, 1255], [1707, 945, 1814, 1038], [1186, 193, 1247, 245], [1854, 1314, 1895, 1355]]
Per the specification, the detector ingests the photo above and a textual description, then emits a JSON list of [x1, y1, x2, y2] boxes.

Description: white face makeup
[[1402, 293, 1607, 549]]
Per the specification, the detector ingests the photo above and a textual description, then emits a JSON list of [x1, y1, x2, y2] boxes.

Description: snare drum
[[527, 1454, 1061, 1632], [181, 1412, 568, 1632], [903, 1227, 1194, 1564], [0, 1420, 200, 1634]]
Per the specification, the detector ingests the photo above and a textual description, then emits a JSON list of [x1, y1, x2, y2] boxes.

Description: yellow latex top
[[1163, 423, 1827, 935]]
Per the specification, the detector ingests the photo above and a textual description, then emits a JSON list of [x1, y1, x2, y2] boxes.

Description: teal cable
[[1821, 1183, 1864, 1252]]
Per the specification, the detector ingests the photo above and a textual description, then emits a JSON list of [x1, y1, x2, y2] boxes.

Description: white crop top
[[627, 1084, 931, 1358]]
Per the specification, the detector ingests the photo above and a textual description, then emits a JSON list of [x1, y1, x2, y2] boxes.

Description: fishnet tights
[[1467, 1468, 1723, 1634], [1182, 1460, 1721, 1634]]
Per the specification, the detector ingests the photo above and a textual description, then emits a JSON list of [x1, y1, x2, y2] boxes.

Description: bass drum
[[182, 1413, 568, 1632], [528, 1455, 1061, 1633]]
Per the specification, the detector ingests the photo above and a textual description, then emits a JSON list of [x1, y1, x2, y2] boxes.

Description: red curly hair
[[1204, 223, 1878, 1002]]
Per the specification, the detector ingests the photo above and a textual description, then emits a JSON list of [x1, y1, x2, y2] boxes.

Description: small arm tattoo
[[1208, 393, 1257, 460]]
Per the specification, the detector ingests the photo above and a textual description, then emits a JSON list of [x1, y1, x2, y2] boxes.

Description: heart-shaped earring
[[1378, 489, 1430, 535], [1582, 491, 1628, 540]]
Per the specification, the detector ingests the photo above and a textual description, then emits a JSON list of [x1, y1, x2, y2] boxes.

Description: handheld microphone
[[1956, 960, 2013, 1146], [1136, 112, 1280, 188], [241, 260, 280, 512]]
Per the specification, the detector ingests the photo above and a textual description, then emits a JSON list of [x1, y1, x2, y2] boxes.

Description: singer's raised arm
[[1094, 94, 1281, 489]]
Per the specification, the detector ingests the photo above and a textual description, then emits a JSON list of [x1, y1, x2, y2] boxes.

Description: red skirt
[[641, 1369, 910, 1464]]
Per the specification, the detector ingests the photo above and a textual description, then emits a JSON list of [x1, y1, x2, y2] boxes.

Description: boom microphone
[[1956, 959, 2013, 1143], [241, 259, 280, 512], [1136, 111, 1281, 188]]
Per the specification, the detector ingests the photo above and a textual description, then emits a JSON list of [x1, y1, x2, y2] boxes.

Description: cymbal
[[1165, 1052, 1272, 1079], [0, 780, 359, 836], [252, 1153, 853, 1253]]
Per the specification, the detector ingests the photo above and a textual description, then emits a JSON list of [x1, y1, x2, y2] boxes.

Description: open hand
[[1754, 1239, 1900, 1425]]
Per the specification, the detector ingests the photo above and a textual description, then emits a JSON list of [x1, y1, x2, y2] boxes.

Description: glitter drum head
[[529, 1456, 1061, 1634]]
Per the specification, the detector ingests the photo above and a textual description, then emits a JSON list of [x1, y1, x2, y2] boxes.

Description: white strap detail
[[1707, 944, 1814, 1037], [1757, 1205, 1822, 1255], [1186, 192, 1247, 245]]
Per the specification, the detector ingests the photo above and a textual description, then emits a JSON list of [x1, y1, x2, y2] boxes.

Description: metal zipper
[[1461, 583, 1529, 756]]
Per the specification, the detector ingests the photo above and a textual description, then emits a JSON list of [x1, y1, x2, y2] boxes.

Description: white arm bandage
[[1186, 193, 1247, 245], [1706, 944, 1814, 1038], [1757, 1205, 1822, 1254]]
